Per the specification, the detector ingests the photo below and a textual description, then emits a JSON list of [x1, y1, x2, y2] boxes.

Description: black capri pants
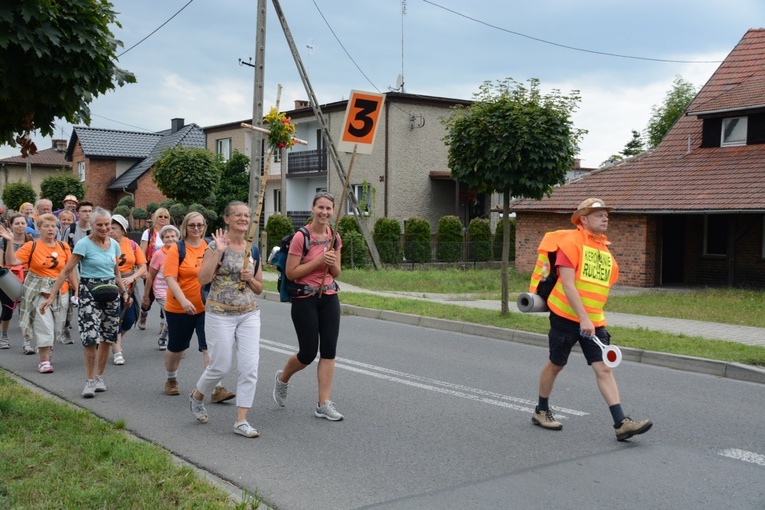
[[291, 293, 341, 365]]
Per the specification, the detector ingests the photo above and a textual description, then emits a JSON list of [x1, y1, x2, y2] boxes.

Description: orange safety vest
[[545, 226, 619, 327]]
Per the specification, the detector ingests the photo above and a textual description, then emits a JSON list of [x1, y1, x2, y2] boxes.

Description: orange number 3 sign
[[338, 90, 385, 154]]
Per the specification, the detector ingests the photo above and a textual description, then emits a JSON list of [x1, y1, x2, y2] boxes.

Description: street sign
[[338, 90, 385, 154]]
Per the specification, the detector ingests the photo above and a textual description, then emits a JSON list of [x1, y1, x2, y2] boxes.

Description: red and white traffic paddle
[[587, 334, 623, 368]]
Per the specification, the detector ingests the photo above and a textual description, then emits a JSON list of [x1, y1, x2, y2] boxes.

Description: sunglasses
[[314, 191, 335, 201], [157, 215, 169, 219], [187, 223, 206, 229]]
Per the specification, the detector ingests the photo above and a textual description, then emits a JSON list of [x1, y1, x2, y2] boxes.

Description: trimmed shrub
[[404, 217, 432, 263], [265, 214, 294, 255], [467, 218, 492, 261], [436, 215, 463, 262], [160, 199, 175, 210], [341, 230, 367, 269], [2, 181, 36, 211], [146, 202, 159, 215], [40, 172, 83, 209], [493, 217, 516, 261], [132, 207, 149, 220], [169, 203, 187, 224], [338, 215, 361, 235], [113, 205, 130, 220], [117, 196, 134, 209], [373, 217, 402, 264]]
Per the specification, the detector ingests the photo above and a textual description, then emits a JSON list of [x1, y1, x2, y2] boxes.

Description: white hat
[[159, 225, 181, 238], [111, 214, 129, 232]]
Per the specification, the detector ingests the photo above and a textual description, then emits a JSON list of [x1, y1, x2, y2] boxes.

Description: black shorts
[[165, 311, 207, 352], [548, 312, 611, 367]]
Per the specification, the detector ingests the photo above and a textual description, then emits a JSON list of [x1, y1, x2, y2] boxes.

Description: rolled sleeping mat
[[0, 267, 22, 300], [516, 292, 549, 313]]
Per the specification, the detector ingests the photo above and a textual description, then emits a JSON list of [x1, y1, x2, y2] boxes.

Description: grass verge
[[0, 372, 266, 509]]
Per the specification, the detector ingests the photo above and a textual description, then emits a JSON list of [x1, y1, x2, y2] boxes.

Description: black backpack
[[270, 226, 338, 302]]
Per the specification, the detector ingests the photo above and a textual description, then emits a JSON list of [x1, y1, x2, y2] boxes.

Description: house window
[[273, 189, 281, 213], [721, 117, 747, 146], [77, 161, 86, 182], [347, 183, 372, 215], [216, 138, 232, 161], [704, 215, 728, 256]]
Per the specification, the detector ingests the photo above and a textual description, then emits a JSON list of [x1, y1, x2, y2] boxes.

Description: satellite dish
[[395, 74, 403, 91]]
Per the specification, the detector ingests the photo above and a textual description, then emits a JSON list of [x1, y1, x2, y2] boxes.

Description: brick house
[[511, 29, 765, 288], [64, 118, 205, 211], [204, 93, 502, 231], [0, 139, 70, 208]]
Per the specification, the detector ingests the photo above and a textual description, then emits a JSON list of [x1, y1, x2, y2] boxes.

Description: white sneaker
[[113, 352, 125, 365], [82, 379, 96, 398], [315, 400, 344, 421], [189, 391, 208, 423], [234, 421, 260, 438], [273, 370, 288, 407], [94, 376, 107, 392]]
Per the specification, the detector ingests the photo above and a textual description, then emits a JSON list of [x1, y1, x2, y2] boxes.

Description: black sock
[[609, 404, 626, 427], [537, 396, 549, 413]]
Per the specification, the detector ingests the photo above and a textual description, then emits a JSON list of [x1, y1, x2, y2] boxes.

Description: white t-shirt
[[141, 228, 165, 257]]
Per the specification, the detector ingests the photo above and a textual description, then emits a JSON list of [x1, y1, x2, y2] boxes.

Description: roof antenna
[[389, 0, 406, 92]]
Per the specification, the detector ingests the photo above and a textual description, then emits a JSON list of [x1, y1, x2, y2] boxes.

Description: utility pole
[[248, 0, 267, 242], [271, 0, 382, 269], [280, 146, 287, 215]]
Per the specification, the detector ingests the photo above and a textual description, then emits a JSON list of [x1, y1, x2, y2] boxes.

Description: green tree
[[0, 0, 135, 156], [152, 147, 221, 206], [444, 78, 584, 313], [40, 172, 84, 209], [2, 181, 36, 210], [646, 76, 697, 149], [265, 214, 294, 255], [620, 130, 645, 157], [213, 151, 250, 221]]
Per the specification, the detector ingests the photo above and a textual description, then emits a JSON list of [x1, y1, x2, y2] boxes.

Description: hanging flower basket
[[264, 107, 297, 149]]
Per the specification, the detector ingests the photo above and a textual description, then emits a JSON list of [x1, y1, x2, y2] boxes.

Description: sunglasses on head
[[314, 191, 335, 201]]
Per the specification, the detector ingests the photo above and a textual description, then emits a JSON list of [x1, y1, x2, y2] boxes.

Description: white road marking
[[260, 339, 588, 418], [716, 448, 765, 466]]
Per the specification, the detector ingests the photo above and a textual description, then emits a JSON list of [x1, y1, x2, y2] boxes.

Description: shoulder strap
[[176, 240, 186, 266], [29, 240, 37, 260], [298, 226, 310, 256], [57, 240, 66, 253]]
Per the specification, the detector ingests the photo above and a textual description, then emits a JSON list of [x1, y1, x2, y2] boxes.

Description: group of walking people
[[0, 192, 346, 438]]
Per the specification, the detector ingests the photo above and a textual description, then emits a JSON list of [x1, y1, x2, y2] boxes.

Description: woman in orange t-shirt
[[0, 214, 78, 373], [162, 212, 234, 402]]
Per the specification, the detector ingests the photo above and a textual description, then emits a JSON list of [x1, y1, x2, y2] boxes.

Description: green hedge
[[373, 217, 402, 264], [265, 214, 294, 255], [436, 215, 463, 262], [493, 217, 516, 261], [404, 217, 431, 263], [467, 218, 492, 261]]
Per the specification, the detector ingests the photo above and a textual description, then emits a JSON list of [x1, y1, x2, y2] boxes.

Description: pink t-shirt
[[288, 227, 342, 295], [150, 246, 169, 299]]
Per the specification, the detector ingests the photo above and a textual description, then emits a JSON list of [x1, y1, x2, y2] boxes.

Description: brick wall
[[515, 212, 657, 288], [134, 171, 167, 209]]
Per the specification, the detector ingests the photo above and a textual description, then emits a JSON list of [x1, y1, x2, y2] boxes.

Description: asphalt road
[[1, 298, 764, 509]]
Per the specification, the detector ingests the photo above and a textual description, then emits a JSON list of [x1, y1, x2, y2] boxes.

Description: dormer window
[[721, 117, 747, 146]]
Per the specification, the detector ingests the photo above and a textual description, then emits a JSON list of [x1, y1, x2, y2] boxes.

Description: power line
[[118, 0, 196, 58], [90, 114, 154, 132], [422, 0, 723, 64]]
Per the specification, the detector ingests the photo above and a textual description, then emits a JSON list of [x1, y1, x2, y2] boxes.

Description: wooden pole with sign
[[318, 145, 357, 297]]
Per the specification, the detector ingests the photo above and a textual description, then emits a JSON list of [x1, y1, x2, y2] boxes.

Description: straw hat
[[62, 194, 79, 205]]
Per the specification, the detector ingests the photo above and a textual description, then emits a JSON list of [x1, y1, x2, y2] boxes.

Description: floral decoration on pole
[[264, 107, 297, 149]]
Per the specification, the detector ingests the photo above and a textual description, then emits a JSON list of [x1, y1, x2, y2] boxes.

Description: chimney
[[52, 139, 67, 152], [294, 100, 309, 109], [573, 158, 581, 169], [171, 118, 185, 133]]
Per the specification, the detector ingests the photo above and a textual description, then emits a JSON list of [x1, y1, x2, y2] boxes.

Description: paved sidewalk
[[265, 272, 765, 348]]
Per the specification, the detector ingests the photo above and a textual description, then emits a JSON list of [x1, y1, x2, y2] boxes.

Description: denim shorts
[[548, 313, 611, 366]]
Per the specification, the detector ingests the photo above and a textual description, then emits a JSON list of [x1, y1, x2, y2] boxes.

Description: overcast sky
[[3, 0, 763, 167]]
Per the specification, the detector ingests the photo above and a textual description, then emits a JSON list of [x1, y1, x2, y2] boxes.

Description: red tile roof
[[512, 28, 765, 215], [0, 147, 69, 167]]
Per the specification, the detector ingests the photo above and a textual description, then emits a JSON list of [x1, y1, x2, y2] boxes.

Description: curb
[[261, 290, 765, 385]]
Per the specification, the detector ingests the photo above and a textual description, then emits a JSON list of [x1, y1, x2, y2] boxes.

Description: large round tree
[[152, 146, 221, 206], [444, 78, 584, 313], [0, 0, 135, 156]]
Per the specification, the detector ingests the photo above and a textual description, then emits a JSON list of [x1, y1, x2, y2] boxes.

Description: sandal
[[234, 421, 259, 438], [38, 361, 54, 374]]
